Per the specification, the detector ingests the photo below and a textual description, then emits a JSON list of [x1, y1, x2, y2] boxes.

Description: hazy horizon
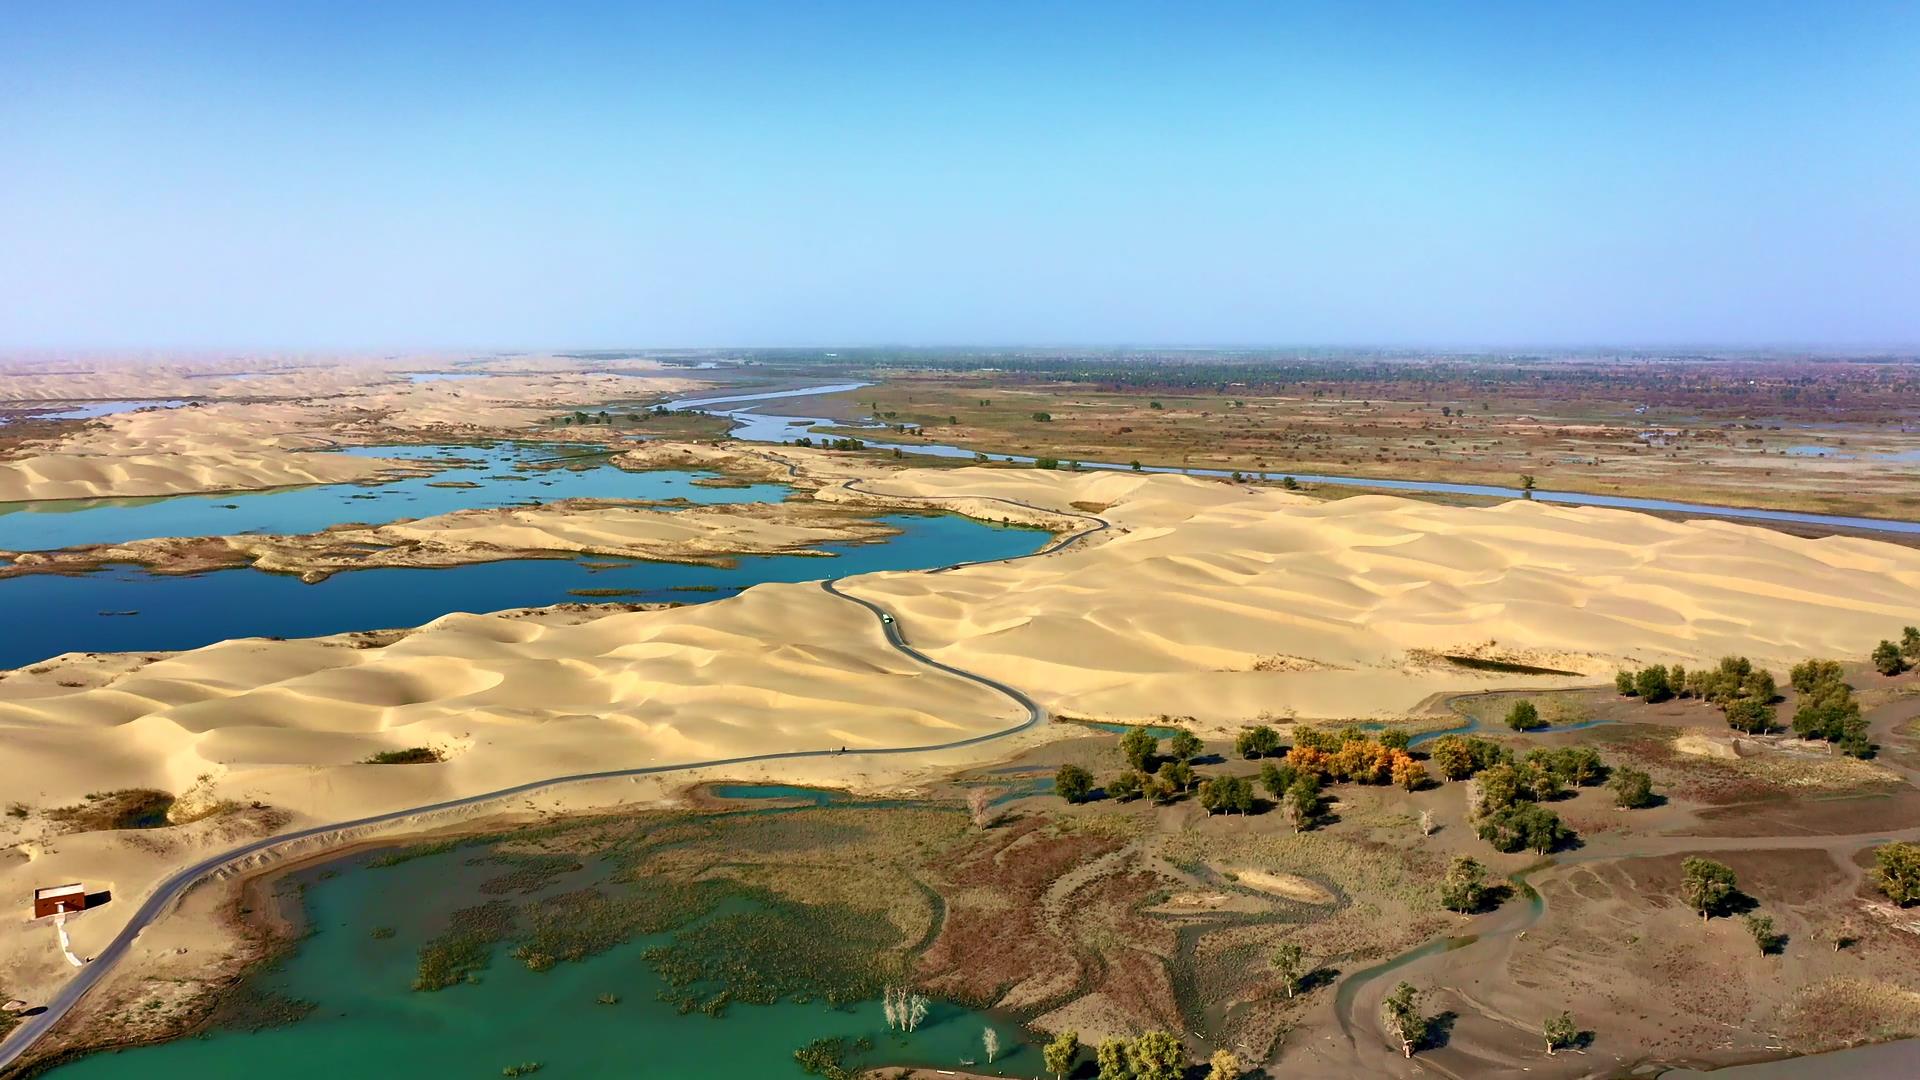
[[4, 2, 1917, 350]]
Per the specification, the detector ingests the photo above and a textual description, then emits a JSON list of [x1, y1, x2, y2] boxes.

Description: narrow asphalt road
[[0, 486, 1108, 1075]]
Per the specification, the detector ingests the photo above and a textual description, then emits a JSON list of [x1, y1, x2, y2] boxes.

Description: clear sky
[[3, 2, 1916, 349]]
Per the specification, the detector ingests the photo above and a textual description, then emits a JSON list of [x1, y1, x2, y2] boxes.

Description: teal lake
[[43, 829, 1043, 1080], [0, 513, 1048, 669], [0, 443, 789, 552]]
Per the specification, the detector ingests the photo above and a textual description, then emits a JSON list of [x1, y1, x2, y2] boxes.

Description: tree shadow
[[1296, 965, 1342, 994], [1719, 890, 1760, 919], [1471, 882, 1514, 914], [1423, 1010, 1460, 1051]]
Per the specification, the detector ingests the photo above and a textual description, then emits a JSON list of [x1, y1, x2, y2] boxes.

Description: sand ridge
[[837, 467, 1920, 723]]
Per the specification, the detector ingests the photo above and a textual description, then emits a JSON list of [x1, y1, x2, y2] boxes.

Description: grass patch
[[415, 900, 517, 991], [362, 747, 444, 765], [47, 789, 175, 831]]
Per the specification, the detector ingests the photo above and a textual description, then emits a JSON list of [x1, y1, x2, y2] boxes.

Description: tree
[[1381, 982, 1428, 1058], [1681, 857, 1738, 921], [1634, 665, 1673, 702], [1745, 913, 1782, 954], [1198, 775, 1231, 816], [1609, 766, 1655, 809], [1790, 659, 1846, 694], [1474, 763, 1523, 816], [1234, 725, 1281, 758], [1127, 1031, 1185, 1080], [1547, 746, 1604, 787], [1043, 1031, 1079, 1080], [1429, 735, 1475, 780], [1158, 760, 1195, 794], [1096, 1038, 1130, 1080], [1167, 728, 1204, 763], [1207, 1048, 1241, 1080], [1055, 764, 1094, 804], [1479, 804, 1569, 854], [1440, 855, 1488, 913], [1259, 760, 1298, 800], [1143, 775, 1176, 806], [1505, 700, 1544, 730], [1873, 640, 1908, 676], [1226, 775, 1255, 815], [1378, 728, 1411, 751], [1391, 755, 1428, 791], [1284, 777, 1321, 832], [1272, 941, 1304, 998], [983, 1027, 1001, 1063], [1872, 842, 1920, 906], [1902, 625, 1920, 660], [1724, 696, 1775, 734], [1615, 670, 1637, 696], [1544, 1011, 1577, 1055], [1106, 772, 1142, 802], [1120, 727, 1159, 771]]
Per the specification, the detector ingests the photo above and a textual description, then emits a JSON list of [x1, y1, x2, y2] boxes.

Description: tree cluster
[[1093, 1030, 1187, 1080], [1873, 841, 1920, 906], [1788, 659, 1870, 756], [1621, 657, 1780, 728], [1872, 625, 1919, 675]]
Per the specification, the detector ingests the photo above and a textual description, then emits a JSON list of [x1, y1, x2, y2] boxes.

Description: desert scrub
[[47, 789, 175, 831], [362, 747, 443, 765], [414, 900, 517, 991]]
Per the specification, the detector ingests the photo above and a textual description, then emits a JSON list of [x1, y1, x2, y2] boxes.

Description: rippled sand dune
[[843, 468, 1920, 720]]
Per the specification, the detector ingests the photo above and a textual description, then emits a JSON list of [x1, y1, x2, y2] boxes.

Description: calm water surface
[[0, 514, 1047, 669], [0, 443, 788, 551]]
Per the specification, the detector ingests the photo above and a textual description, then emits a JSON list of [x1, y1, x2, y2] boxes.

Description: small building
[[33, 883, 86, 919]]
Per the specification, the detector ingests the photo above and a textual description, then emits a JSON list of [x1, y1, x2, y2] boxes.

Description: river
[[668, 384, 1920, 536]]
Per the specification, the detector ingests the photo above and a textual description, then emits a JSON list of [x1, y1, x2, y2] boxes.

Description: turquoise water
[[0, 514, 1048, 669], [44, 843, 1040, 1080], [0, 443, 789, 552]]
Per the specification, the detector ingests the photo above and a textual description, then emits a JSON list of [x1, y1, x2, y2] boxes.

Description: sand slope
[[840, 468, 1920, 721]]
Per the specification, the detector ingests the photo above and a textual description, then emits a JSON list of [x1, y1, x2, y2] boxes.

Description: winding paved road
[[0, 485, 1108, 1075]]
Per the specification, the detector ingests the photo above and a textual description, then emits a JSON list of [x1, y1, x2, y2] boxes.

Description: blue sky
[[3, 2, 1916, 349]]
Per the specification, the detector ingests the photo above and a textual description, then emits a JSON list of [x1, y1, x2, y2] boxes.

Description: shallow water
[[673, 386, 1920, 535], [0, 513, 1048, 669], [43, 840, 1041, 1080], [0, 399, 191, 425], [0, 443, 789, 551]]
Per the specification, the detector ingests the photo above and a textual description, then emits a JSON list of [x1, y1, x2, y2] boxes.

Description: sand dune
[[839, 468, 1920, 722], [0, 360, 702, 502]]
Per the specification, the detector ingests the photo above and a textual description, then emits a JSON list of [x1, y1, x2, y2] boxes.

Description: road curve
[[0, 485, 1109, 1074]]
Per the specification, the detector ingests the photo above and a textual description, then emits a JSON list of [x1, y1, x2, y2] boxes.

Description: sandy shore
[[2, 498, 909, 580]]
